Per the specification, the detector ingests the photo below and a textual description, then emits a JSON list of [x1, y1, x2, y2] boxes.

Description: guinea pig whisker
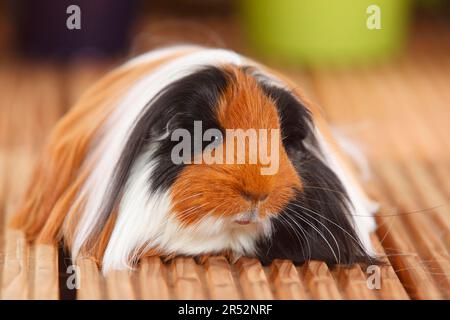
[[286, 206, 342, 264], [275, 215, 306, 259], [297, 197, 441, 218], [192, 212, 217, 232], [277, 214, 303, 245], [285, 207, 340, 264], [277, 213, 311, 261], [173, 192, 204, 205], [176, 203, 206, 216], [207, 202, 235, 219], [289, 202, 363, 249], [190, 201, 236, 231], [192, 203, 239, 233], [175, 203, 208, 219], [206, 203, 228, 220], [289, 207, 342, 264], [301, 185, 348, 197], [377, 216, 397, 246]]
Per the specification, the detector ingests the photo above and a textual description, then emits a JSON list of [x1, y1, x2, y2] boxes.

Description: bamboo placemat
[[0, 20, 449, 300]]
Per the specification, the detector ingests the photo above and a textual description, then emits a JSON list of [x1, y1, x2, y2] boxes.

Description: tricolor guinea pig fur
[[11, 46, 378, 273]]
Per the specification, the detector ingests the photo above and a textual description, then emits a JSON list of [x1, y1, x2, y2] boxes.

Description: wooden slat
[[139, 257, 171, 299], [32, 244, 59, 299], [0, 16, 450, 300], [370, 235, 410, 300], [236, 258, 273, 299], [1, 229, 29, 299], [310, 63, 446, 298], [106, 270, 136, 300], [171, 257, 206, 299], [376, 209, 443, 299], [76, 257, 104, 300], [334, 265, 377, 300], [375, 162, 450, 298], [378, 265, 411, 300], [0, 152, 6, 299], [391, 254, 443, 300], [402, 160, 450, 250], [302, 261, 342, 300], [270, 260, 307, 299], [204, 256, 240, 300]]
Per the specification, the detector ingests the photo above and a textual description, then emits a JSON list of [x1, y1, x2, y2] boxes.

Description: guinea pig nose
[[241, 191, 268, 203]]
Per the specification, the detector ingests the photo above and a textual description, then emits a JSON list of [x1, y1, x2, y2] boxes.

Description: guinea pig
[[10, 45, 377, 274]]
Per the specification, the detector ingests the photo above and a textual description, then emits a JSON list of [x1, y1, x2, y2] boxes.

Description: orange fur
[[10, 50, 335, 266], [10, 49, 197, 251], [171, 67, 301, 226], [89, 210, 118, 264]]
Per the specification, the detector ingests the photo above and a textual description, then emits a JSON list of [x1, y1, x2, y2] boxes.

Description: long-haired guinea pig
[[11, 45, 377, 273]]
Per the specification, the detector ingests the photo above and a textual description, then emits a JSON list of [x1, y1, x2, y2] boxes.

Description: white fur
[[102, 149, 272, 274], [123, 44, 201, 68], [68, 45, 376, 272], [311, 129, 376, 255], [69, 47, 250, 265], [249, 71, 377, 254], [332, 127, 373, 181]]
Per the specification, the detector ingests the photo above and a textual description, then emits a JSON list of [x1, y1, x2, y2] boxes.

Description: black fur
[[85, 66, 231, 247], [256, 84, 375, 266], [84, 63, 375, 266]]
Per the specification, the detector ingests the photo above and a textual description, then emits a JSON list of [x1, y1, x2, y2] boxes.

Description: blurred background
[[0, 0, 449, 100], [0, 0, 449, 300], [1, 0, 449, 63], [1, 0, 448, 182]]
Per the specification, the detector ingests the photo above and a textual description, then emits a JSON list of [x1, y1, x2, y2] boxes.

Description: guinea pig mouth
[[234, 219, 251, 225], [233, 210, 258, 225]]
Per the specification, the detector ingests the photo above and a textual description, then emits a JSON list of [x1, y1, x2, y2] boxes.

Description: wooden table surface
[[0, 15, 449, 300]]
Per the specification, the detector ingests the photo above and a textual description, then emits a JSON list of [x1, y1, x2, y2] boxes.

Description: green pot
[[240, 0, 412, 66]]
